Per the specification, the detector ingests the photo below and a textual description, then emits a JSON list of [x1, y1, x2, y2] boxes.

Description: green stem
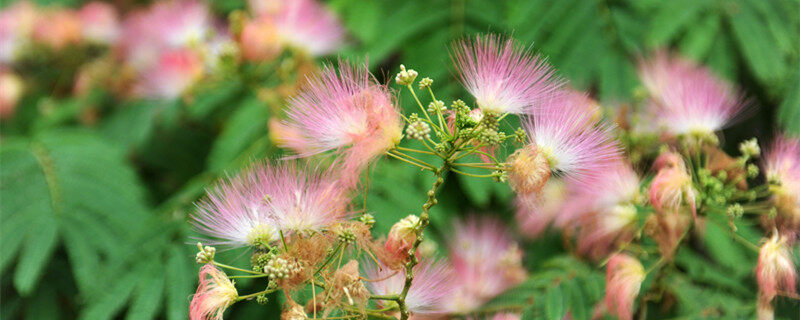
[[406, 84, 440, 133], [315, 242, 343, 275], [386, 152, 435, 171], [391, 150, 437, 169], [369, 294, 400, 301], [427, 87, 450, 136], [236, 288, 278, 301], [396, 146, 436, 155], [212, 261, 262, 275], [450, 168, 496, 178]]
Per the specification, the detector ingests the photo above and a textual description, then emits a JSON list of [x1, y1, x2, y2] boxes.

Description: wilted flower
[[384, 215, 420, 259], [364, 258, 453, 315], [604, 254, 645, 320], [78, 2, 119, 44], [444, 216, 526, 313], [271, 60, 403, 188], [756, 233, 797, 303], [506, 144, 551, 195], [519, 91, 620, 190], [649, 151, 697, 218], [764, 135, 800, 238], [638, 52, 747, 138], [190, 265, 238, 320], [452, 34, 562, 114], [192, 162, 349, 248]]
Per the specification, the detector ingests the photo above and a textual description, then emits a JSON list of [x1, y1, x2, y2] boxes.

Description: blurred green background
[[1, 0, 798, 319]]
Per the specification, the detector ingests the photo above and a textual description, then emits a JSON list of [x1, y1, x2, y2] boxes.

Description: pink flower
[[514, 179, 570, 238], [451, 34, 562, 114], [764, 135, 800, 237], [520, 91, 621, 189], [649, 152, 697, 218], [239, 16, 281, 62], [0, 1, 37, 64], [444, 216, 526, 313], [192, 162, 350, 248], [384, 215, 420, 260], [32, 8, 82, 49], [272, 60, 403, 188], [572, 163, 641, 259], [134, 48, 204, 99], [756, 232, 797, 303], [604, 254, 645, 320], [0, 69, 24, 118], [190, 265, 238, 320], [78, 2, 119, 44], [638, 52, 747, 136], [364, 258, 453, 315], [266, 0, 345, 56]]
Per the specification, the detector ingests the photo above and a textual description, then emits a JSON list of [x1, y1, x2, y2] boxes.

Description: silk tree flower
[[134, 48, 204, 99], [271, 61, 403, 188], [649, 151, 697, 218], [451, 34, 562, 115], [240, 16, 282, 62], [604, 254, 645, 320], [756, 232, 797, 303], [190, 264, 238, 320], [363, 259, 453, 315], [764, 135, 800, 238], [267, 0, 345, 56], [516, 92, 621, 193], [78, 2, 119, 45], [514, 178, 570, 238], [444, 217, 527, 313], [573, 162, 641, 259], [0, 1, 36, 64], [638, 52, 747, 137], [192, 162, 349, 248]]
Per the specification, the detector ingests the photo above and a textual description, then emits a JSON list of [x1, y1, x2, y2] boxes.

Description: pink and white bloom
[[756, 232, 797, 303], [764, 135, 800, 237], [364, 259, 453, 315], [134, 48, 204, 99], [190, 264, 238, 320], [78, 2, 119, 45], [452, 34, 562, 114], [269, 0, 345, 56], [638, 52, 747, 136], [604, 254, 645, 320], [444, 217, 526, 313], [649, 151, 697, 217], [568, 163, 641, 259], [192, 162, 350, 248], [514, 178, 570, 238], [272, 61, 403, 188], [520, 91, 621, 189]]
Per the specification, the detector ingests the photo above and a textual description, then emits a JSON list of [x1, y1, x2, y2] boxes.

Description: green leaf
[[13, 215, 58, 295], [702, 218, 752, 276], [679, 14, 720, 60], [126, 266, 166, 320], [206, 97, 271, 171], [545, 284, 565, 320], [646, 0, 710, 46], [165, 245, 194, 320], [729, 1, 787, 90]]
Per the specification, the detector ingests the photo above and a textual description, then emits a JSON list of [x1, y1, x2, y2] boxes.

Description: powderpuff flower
[[271, 61, 403, 188], [649, 152, 697, 218], [192, 162, 349, 248], [451, 34, 562, 115], [269, 0, 345, 56], [573, 163, 641, 259], [764, 135, 800, 237], [514, 178, 569, 238], [239, 16, 282, 62], [604, 254, 645, 320], [444, 217, 526, 313], [134, 48, 204, 99], [519, 92, 621, 192], [0, 69, 24, 119], [638, 52, 747, 137], [756, 232, 797, 303], [78, 2, 119, 45], [363, 259, 453, 315], [0, 1, 36, 64], [190, 264, 238, 320]]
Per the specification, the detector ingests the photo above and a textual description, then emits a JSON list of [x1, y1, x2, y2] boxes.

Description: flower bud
[[649, 152, 697, 218], [190, 265, 238, 320], [418, 77, 433, 89], [604, 254, 645, 320], [406, 120, 431, 140], [427, 100, 446, 113], [395, 64, 418, 86], [385, 215, 420, 257], [739, 138, 761, 158], [505, 145, 551, 195], [195, 243, 217, 264]]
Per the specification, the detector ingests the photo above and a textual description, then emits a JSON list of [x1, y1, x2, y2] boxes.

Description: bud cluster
[[195, 243, 216, 264], [264, 257, 302, 281]]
